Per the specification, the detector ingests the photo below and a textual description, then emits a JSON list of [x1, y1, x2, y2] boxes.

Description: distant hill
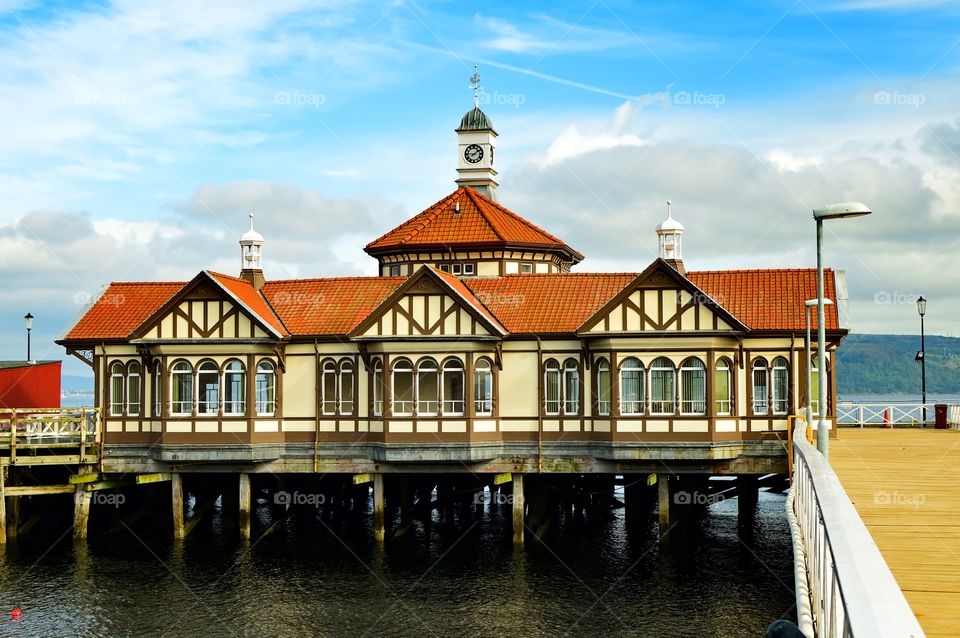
[[837, 334, 960, 394]]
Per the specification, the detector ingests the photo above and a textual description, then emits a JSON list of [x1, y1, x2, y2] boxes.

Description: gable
[[137, 296, 272, 340], [353, 277, 493, 338]]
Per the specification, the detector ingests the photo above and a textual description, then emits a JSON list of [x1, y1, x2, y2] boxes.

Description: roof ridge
[[264, 276, 406, 284], [463, 187, 507, 242], [469, 187, 565, 245], [208, 270, 250, 284], [107, 281, 186, 286], [688, 268, 832, 275]]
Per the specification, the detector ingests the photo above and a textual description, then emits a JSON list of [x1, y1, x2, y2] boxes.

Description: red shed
[[0, 361, 61, 409]]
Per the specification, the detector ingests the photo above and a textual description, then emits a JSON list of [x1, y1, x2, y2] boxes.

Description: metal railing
[[790, 422, 925, 637], [836, 402, 942, 427]]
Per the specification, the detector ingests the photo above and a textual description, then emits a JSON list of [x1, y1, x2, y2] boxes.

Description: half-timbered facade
[[58, 102, 848, 468]]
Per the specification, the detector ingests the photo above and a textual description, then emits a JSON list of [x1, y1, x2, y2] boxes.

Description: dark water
[[0, 488, 794, 638]]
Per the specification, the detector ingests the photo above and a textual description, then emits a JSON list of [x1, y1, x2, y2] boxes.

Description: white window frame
[[391, 359, 414, 416], [223, 360, 246, 416], [196, 361, 220, 417], [339, 360, 355, 416], [372, 358, 384, 416], [474, 359, 493, 416], [152, 365, 162, 418], [563, 358, 580, 416], [170, 361, 193, 416], [596, 358, 611, 416], [772, 357, 789, 415], [715, 360, 732, 416], [679, 358, 707, 415], [255, 361, 276, 416], [109, 362, 125, 417], [649, 357, 676, 416], [544, 360, 561, 416], [321, 360, 338, 415], [451, 263, 462, 275], [462, 263, 475, 276], [619, 357, 644, 415], [416, 359, 440, 416], [752, 358, 769, 416], [126, 361, 141, 416], [441, 359, 465, 415], [520, 262, 533, 274]]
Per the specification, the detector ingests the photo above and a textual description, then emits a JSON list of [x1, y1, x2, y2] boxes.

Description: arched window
[[809, 356, 820, 416], [223, 360, 246, 415], [256, 360, 276, 416], [392, 358, 414, 416], [441, 359, 464, 415], [152, 363, 163, 417], [417, 358, 439, 416], [680, 358, 706, 415], [596, 358, 611, 416], [650, 357, 676, 415], [339, 360, 355, 415], [372, 358, 384, 416], [619, 357, 644, 415], [170, 361, 193, 416], [544, 359, 561, 415], [321, 360, 337, 415], [563, 359, 580, 415], [752, 357, 769, 415], [197, 360, 219, 416], [109, 362, 125, 416], [127, 361, 141, 416], [474, 358, 494, 415], [715, 358, 732, 416], [772, 357, 789, 415]]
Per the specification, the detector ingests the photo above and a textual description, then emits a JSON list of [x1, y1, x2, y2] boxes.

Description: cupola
[[455, 66, 498, 200], [656, 200, 685, 275], [240, 212, 265, 289]]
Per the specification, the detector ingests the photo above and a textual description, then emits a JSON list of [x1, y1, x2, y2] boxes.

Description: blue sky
[[1, 0, 959, 376]]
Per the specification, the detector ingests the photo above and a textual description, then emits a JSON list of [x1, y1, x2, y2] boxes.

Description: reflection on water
[[0, 488, 794, 638]]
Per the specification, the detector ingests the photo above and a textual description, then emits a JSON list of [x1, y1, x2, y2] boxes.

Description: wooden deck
[[832, 427, 960, 638]]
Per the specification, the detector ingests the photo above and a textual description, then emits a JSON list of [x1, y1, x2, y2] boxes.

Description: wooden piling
[[658, 474, 670, 528], [73, 488, 91, 539], [4, 467, 17, 542], [238, 473, 251, 541], [512, 472, 524, 545], [171, 473, 185, 540], [0, 467, 6, 545], [373, 473, 385, 542], [737, 475, 758, 523]]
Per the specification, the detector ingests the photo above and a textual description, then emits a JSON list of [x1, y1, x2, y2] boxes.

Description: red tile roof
[[262, 277, 405, 336], [688, 269, 839, 331], [431, 267, 506, 334], [63, 282, 184, 341], [465, 273, 636, 333], [208, 271, 289, 336], [365, 187, 583, 261]]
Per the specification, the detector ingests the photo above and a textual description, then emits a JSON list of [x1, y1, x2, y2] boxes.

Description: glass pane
[[773, 367, 789, 414], [322, 370, 337, 414], [172, 371, 193, 415], [442, 370, 464, 414], [681, 366, 706, 414], [474, 368, 493, 414], [224, 369, 245, 414], [545, 370, 560, 415], [393, 370, 413, 415], [127, 375, 141, 415], [597, 367, 610, 416], [715, 368, 730, 414], [198, 370, 219, 415], [111, 373, 124, 416], [651, 368, 675, 414], [620, 369, 642, 414], [373, 364, 384, 416], [256, 369, 275, 415], [752, 369, 768, 414], [340, 370, 354, 415], [418, 367, 439, 415], [564, 368, 579, 414]]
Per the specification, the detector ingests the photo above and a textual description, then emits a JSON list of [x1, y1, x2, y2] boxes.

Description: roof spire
[[469, 64, 481, 108], [248, 211, 255, 231], [666, 200, 672, 219]]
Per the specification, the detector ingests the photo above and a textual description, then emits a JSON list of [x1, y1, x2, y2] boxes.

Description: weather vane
[[469, 64, 482, 108]]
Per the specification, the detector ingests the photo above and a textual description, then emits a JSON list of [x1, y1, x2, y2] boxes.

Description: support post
[[658, 475, 670, 528], [171, 473, 185, 540], [738, 475, 759, 524], [373, 473, 385, 542], [512, 473, 525, 545], [0, 467, 6, 545], [239, 473, 251, 541], [5, 466, 17, 542], [73, 488, 92, 539]]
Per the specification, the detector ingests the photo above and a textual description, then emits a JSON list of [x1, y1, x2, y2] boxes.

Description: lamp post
[[24, 312, 33, 362], [812, 202, 872, 460], [916, 296, 926, 425], [805, 298, 833, 428]]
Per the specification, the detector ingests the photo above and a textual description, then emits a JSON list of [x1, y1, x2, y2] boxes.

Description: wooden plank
[[833, 428, 960, 637], [352, 473, 373, 485], [83, 479, 135, 492], [69, 473, 100, 484], [135, 472, 172, 485], [493, 472, 512, 485], [5, 485, 76, 496]]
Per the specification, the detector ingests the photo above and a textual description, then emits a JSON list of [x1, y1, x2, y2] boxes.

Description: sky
[[1, 0, 958, 377]]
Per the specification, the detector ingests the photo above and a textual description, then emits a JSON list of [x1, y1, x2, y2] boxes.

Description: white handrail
[[790, 423, 925, 637]]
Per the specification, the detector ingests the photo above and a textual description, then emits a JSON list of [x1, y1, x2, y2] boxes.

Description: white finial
[[248, 211, 255, 231], [666, 200, 672, 219], [469, 65, 481, 108]]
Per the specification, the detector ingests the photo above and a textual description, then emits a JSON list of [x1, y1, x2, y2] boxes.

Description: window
[[680, 358, 706, 415], [256, 360, 276, 416], [715, 359, 732, 415], [171, 361, 193, 416], [650, 357, 676, 415], [563, 359, 580, 415], [462, 263, 475, 276], [520, 263, 533, 274], [224, 360, 246, 415], [153, 364, 162, 417], [596, 358, 611, 416], [438, 263, 450, 272], [474, 358, 493, 415], [392, 359, 414, 416], [109, 362, 124, 416], [752, 358, 769, 415], [809, 356, 820, 416], [441, 359, 465, 415], [127, 361, 141, 416], [417, 358, 439, 416], [372, 358, 384, 416], [619, 357, 644, 415], [339, 360, 355, 415], [772, 357, 789, 415], [544, 359, 561, 415], [321, 360, 337, 415], [197, 361, 219, 416]]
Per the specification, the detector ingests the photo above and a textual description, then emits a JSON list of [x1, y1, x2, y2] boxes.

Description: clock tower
[[455, 66, 498, 200]]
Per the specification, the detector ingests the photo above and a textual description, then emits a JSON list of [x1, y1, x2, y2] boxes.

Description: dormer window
[[462, 263, 475, 276], [520, 263, 533, 274], [388, 265, 401, 277], [452, 264, 462, 275]]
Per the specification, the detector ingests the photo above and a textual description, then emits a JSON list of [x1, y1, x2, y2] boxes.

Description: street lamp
[[24, 313, 33, 362], [916, 296, 926, 425], [812, 202, 872, 460], [805, 298, 833, 429]]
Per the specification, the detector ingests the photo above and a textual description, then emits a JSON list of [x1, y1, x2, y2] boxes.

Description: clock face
[[464, 144, 484, 164]]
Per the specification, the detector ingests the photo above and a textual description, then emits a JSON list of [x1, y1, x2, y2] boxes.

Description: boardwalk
[[832, 428, 960, 638]]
